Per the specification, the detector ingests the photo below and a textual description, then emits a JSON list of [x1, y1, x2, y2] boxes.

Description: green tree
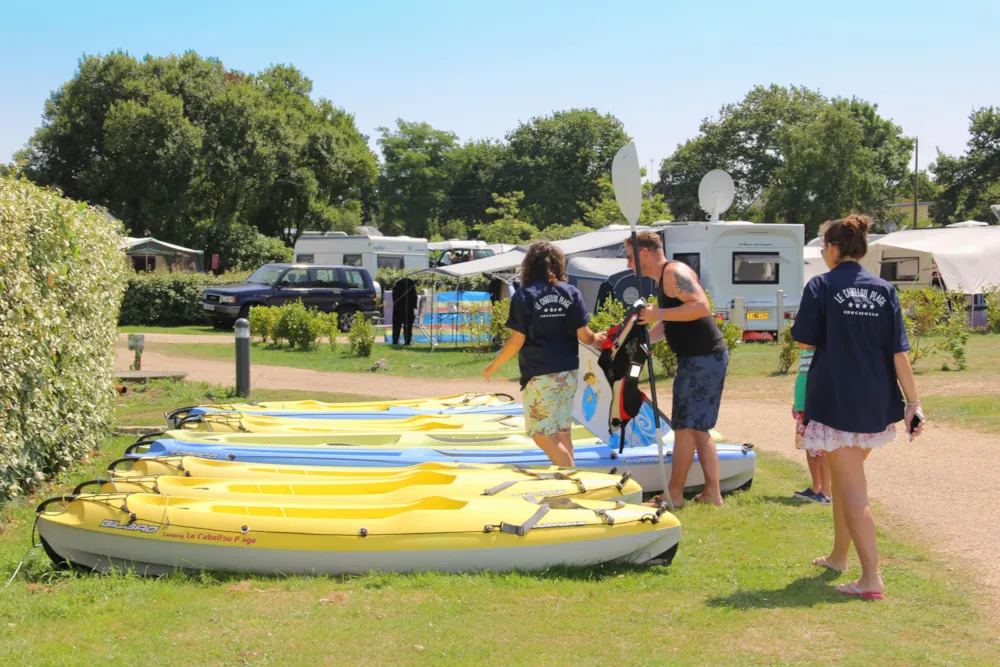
[[474, 191, 539, 244], [931, 107, 1000, 224], [377, 120, 462, 237], [500, 109, 629, 228], [16, 51, 377, 268], [656, 85, 911, 229]]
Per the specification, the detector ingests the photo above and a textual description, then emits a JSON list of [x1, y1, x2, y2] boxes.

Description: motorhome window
[[732, 252, 780, 285], [673, 253, 701, 278], [880, 257, 920, 283], [343, 254, 362, 267], [310, 268, 337, 288], [376, 255, 404, 270], [295, 254, 314, 264], [343, 270, 367, 289], [247, 264, 285, 285]]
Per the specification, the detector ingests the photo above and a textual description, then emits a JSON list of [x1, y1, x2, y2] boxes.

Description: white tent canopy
[[414, 226, 645, 280], [860, 227, 1000, 294], [427, 239, 488, 251], [946, 220, 989, 228]]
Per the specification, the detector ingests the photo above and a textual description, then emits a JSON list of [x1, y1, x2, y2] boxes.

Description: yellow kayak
[[198, 392, 514, 412], [177, 413, 597, 439], [37, 493, 680, 575], [109, 456, 546, 479], [81, 466, 643, 504]]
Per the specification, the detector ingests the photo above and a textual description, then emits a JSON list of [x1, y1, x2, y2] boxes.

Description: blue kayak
[[126, 438, 755, 495]]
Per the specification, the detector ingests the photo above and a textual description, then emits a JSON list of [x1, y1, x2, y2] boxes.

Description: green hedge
[[0, 175, 128, 500], [119, 270, 252, 326]]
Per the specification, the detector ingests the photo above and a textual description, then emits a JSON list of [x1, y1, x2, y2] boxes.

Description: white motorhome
[[653, 219, 805, 336], [293, 232, 429, 274]]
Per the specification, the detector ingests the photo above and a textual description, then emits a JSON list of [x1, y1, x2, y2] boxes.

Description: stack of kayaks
[[37, 392, 690, 575]]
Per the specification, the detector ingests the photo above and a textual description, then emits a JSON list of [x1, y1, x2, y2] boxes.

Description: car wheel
[[337, 309, 356, 332]]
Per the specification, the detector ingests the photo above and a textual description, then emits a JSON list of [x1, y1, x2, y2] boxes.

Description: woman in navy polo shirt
[[483, 242, 606, 466], [792, 215, 925, 600]]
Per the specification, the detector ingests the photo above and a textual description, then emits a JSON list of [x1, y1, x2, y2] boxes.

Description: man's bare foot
[[641, 494, 683, 510], [693, 492, 723, 506], [812, 555, 848, 573]]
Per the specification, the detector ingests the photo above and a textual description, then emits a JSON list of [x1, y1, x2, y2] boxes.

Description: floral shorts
[[523, 370, 578, 437], [793, 409, 824, 457], [800, 419, 897, 454]]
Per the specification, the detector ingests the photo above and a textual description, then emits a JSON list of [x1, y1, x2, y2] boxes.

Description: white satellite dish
[[698, 169, 735, 222]]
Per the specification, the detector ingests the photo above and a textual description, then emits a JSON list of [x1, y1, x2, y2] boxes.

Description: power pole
[[913, 137, 919, 229]]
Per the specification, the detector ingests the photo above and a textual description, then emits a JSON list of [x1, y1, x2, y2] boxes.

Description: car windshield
[[245, 264, 285, 285]]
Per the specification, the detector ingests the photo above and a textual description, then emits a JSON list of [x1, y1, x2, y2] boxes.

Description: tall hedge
[[0, 175, 128, 500], [119, 270, 252, 326]]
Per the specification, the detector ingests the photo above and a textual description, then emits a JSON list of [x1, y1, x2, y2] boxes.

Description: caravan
[[293, 232, 429, 274], [654, 220, 805, 336]]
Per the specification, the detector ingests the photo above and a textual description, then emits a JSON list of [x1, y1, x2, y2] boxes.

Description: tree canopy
[[931, 107, 1000, 224]]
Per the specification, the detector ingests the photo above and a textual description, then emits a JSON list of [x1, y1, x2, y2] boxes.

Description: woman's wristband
[[906, 400, 921, 407]]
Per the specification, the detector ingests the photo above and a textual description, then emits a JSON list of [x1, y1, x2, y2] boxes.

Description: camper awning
[[567, 257, 629, 280], [860, 227, 1000, 294], [412, 249, 526, 278]]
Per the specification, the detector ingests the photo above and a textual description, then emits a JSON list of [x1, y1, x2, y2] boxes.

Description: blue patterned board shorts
[[523, 370, 579, 437], [672, 350, 729, 431]]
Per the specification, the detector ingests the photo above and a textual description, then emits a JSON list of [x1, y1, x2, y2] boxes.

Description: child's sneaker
[[792, 488, 817, 501]]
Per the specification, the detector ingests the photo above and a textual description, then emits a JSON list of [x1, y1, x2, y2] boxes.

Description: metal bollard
[[235, 318, 250, 397]]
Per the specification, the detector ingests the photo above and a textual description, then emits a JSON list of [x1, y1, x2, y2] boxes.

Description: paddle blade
[[612, 141, 642, 226]]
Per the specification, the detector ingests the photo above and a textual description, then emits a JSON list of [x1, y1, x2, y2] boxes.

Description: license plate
[[203, 304, 215, 311], [746, 312, 769, 320]]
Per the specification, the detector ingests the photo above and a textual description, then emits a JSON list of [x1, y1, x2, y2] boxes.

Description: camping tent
[[122, 237, 204, 272], [860, 227, 1000, 294]]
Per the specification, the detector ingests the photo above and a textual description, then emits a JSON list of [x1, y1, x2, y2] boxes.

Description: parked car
[[202, 263, 378, 331]]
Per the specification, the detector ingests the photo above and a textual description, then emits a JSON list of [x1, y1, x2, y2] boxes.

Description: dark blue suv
[[202, 263, 378, 331]]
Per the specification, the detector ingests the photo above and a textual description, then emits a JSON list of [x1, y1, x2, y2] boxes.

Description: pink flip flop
[[836, 582, 885, 600]]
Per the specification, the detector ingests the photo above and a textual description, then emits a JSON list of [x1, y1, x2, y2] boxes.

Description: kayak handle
[[72, 479, 106, 495], [123, 442, 148, 456], [36, 495, 79, 514], [133, 431, 165, 445]]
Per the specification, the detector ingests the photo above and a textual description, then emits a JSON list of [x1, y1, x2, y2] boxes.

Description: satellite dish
[[612, 142, 642, 226], [698, 169, 735, 222]]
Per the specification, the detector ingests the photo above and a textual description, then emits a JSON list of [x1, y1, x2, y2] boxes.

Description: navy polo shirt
[[791, 262, 910, 433], [506, 280, 590, 388]]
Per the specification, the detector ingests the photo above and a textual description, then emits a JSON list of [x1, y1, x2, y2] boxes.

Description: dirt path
[[118, 341, 1000, 615]]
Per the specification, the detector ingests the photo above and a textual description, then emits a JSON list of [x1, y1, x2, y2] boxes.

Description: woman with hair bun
[[483, 242, 606, 466], [792, 214, 925, 600]]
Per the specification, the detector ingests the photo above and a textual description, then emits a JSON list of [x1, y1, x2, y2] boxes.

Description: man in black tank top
[[624, 232, 729, 509]]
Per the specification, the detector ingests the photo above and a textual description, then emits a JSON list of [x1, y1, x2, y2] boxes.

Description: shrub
[[984, 285, 1000, 334], [650, 341, 678, 378], [899, 286, 947, 367], [0, 175, 128, 501], [589, 296, 627, 333], [321, 312, 340, 351], [248, 305, 281, 344], [119, 269, 252, 326], [777, 321, 799, 374], [490, 299, 512, 347], [463, 305, 493, 358], [274, 300, 325, 349], [349, 312, 376, 357], [940, 290, 970, 371], [196, 222, 292, 272]]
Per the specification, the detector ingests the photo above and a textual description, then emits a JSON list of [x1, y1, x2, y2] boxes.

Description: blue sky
[[1, 0, 996, 175]]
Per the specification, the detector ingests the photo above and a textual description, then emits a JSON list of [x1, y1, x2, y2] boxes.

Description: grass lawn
[[922, 395, 1000, 434], [1, 445, 998, 665], [115, 379, 386, 427], [119, 325, 230, 336]]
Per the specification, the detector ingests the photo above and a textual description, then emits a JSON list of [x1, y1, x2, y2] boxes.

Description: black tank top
[[657, 261, 727, 357]]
